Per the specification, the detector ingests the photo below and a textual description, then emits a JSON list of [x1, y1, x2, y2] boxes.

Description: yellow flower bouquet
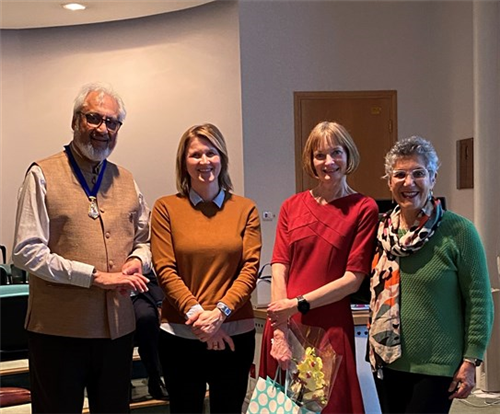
[[286, 320, 342, 412]]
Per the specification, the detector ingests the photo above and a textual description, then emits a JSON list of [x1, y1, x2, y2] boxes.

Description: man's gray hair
[[73, 82, 126, 122]]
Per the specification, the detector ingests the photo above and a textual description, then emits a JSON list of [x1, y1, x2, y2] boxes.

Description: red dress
[[259, 191, 378, 414]]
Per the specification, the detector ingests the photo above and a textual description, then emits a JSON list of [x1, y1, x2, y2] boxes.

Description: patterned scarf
[[368, 197, 443, 375]]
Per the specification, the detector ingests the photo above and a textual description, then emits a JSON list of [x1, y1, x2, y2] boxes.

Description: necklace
[[64, 145, 108, 220], [311, 184, 352, 205]]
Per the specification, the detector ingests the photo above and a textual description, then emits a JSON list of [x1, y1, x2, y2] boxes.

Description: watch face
[[217, 303, 231, 316], [297, 297, 310, 314]]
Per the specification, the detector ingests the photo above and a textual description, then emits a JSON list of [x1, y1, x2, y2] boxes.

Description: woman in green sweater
[[151, 123, 261, 413], [368, 136, 494, 414]]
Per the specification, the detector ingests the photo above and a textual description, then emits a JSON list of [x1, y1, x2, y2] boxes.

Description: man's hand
[[121, 257, 143, 276], [92, 270, 149, 295], [186, 309, 225, 342]]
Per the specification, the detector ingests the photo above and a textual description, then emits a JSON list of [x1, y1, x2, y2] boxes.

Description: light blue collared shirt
[[188, 188, 225, 208]]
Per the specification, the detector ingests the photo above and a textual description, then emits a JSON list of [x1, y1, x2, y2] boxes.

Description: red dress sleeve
[[271, 198, 291, 265]]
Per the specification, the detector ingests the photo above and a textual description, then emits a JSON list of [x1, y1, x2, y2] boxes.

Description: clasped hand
[[92, 258, 149, 295], [186, 309, 224, 341], [267, 298, 297, 328], [186, 309, 235, 351], [205, 328, 235, 351], [270, 330, 292, 370]]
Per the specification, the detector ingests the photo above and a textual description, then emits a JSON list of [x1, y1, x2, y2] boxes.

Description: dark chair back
[[0, 267, 12, 285], [0, 245, 6, 264], [0, 246, 12, 285], [0, 285, 29, 361], [10, 266, 28, 284]]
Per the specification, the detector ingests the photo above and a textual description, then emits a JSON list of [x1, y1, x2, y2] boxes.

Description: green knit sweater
[[388, 211, 494, 377]]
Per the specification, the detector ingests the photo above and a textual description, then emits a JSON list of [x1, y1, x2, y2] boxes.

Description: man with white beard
[[12, 83, 151, 414]]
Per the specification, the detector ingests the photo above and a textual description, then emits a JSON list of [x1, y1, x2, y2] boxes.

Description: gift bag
[[246, 371, 317, 414]]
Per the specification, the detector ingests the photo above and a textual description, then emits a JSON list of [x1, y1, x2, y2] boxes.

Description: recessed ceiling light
[[62, 3, 87, 11]]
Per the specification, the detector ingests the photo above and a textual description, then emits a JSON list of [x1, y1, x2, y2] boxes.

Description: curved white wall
[[1, 1, 492, 268], [0, 1, 243, 255]]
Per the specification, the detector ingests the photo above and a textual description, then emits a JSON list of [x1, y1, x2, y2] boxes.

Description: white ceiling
[[0, 0, 214, 29]]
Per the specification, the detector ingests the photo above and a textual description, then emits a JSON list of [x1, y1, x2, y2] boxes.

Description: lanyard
[[64, 144, 108, 219]]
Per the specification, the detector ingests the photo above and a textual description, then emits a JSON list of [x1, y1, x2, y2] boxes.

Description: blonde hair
[[176, 123, 233, 196], [302, 121, 360, 178]]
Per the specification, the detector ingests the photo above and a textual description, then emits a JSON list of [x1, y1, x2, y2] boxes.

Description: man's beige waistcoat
[[26, 150, 139, 339]]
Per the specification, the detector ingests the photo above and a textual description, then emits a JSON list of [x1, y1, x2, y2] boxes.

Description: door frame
[[294, 90, 397, 193]]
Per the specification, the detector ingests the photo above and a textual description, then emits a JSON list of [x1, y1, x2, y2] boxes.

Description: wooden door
[[294, 91, 397, 199]]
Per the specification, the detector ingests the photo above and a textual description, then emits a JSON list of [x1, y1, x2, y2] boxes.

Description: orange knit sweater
[[151, 192, 261, 324]]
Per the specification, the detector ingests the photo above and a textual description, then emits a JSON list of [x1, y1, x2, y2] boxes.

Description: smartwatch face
[[297, 297, 310, 314], [217, 303, 231, 316]]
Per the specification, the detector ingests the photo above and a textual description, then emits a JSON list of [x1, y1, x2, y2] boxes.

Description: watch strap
[[216, 302, 232, 317], [463, 357, 482, 367]]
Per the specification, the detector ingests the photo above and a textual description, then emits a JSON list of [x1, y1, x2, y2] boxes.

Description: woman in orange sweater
[[151, 123, 261, 414]]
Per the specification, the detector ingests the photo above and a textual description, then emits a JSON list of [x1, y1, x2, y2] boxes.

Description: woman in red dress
[[259, 121, 378, 413]]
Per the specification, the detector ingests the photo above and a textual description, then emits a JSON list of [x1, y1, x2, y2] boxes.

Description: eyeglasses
[[391, 168, 429, 182], [79, 112, 122, 132]]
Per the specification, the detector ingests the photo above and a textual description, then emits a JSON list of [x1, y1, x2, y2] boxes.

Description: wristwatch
[[463, 358, 482, 367], [296, 295, 310, 315], [216, 302, 232, 317]]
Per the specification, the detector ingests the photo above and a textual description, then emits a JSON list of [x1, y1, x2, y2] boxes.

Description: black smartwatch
[[296, 295, 310, 315]]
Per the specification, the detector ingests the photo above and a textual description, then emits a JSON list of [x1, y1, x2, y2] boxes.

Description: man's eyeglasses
[[79, 112, 122, 132], [391, 168, 429, 182]]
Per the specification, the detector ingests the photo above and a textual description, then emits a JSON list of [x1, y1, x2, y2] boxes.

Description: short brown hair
[[176, 123, 233, 196], [302, 121, 360, 178]]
